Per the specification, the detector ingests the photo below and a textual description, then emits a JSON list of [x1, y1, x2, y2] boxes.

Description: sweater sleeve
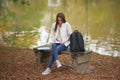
[[62, 22, 72, 44]]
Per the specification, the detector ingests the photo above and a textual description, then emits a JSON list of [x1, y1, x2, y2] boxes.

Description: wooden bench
[[33, 44, 93, 73]]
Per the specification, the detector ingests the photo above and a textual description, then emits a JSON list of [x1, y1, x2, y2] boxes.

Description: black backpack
[[70, 30, 85, 52]]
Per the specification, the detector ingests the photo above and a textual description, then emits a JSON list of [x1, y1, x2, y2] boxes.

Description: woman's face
[[57, 17, 63, 25]]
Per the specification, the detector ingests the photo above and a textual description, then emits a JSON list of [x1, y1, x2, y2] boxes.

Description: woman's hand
[[60, 41, 64, 44]]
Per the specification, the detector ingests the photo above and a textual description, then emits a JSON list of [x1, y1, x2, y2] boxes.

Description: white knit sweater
[[49, 22, 72, 46]]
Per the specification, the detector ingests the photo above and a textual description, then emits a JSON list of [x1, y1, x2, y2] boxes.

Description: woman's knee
[[52, 43, 56, 47], [57, 44, 67, 52], [52, 43, 58, 51]]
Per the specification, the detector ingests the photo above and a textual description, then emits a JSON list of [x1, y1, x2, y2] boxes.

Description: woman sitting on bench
[[42, 12, 72, 75]]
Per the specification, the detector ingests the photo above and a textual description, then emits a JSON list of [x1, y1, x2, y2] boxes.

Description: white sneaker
[[56, 60, 62, 68], [42, 68, 51, 75]]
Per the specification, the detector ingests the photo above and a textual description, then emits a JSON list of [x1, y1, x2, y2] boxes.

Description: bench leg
[[72, 58, 91, 73], [36, 51, 51, 64], [36, 52, 41, 64]]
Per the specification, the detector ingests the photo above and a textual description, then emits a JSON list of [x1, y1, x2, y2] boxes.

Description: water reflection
[[37, 26, 49, 46], [48, 0, 60, 7], [84, 34, 119, 57]]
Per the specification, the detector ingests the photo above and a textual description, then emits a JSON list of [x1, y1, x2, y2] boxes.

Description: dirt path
[[0, 46, 120, 80]]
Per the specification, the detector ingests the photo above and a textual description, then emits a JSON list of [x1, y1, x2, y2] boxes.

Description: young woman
[[42, 12, 72, 75]]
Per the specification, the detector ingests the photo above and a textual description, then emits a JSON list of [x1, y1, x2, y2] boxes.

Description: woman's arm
[[62, 22, 72, 44]]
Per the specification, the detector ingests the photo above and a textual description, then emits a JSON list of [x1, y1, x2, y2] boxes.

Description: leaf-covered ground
[[0, 46, 120, 80]]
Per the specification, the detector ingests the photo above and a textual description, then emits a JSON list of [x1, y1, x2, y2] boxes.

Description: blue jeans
[[48, 43, 68, 68]]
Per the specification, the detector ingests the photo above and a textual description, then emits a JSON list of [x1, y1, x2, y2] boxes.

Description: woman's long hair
[[54, 12, 66, 32]]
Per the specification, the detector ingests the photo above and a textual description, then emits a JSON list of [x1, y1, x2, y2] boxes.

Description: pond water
[[36, 0, 120, 57]]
